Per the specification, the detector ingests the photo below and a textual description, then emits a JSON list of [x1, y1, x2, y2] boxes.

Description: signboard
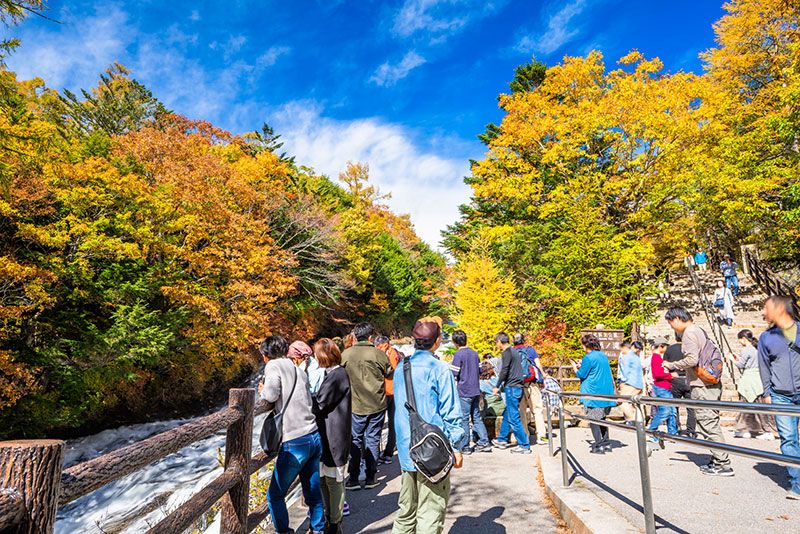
[[579, 329, 625, 360]]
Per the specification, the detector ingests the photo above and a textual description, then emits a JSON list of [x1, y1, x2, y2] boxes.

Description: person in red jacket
[[648, 337, 678, 440]]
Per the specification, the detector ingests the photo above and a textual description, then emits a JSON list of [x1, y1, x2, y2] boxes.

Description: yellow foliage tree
[[450, 250, 516, 355]]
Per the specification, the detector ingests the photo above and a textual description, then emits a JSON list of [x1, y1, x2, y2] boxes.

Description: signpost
[[580, 328, 625, 359]]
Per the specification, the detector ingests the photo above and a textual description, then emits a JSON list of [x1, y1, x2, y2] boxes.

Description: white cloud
[[189, 9, 200, 22], [516, 0, 587, 55], [255, 46, 291, 69], [392, 0, 507, 41], [370, 51, 426, 86], [270, 102, 475, 249]]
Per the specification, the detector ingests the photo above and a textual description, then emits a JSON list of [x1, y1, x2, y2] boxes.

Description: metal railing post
[[544, 391, 554, 457], [559, 401, 570, 487], [634, 403, 656, 534]]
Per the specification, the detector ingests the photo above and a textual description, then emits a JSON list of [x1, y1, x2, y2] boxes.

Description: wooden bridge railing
[[744, 248, 800, 318], [0, 388, 281, 534]]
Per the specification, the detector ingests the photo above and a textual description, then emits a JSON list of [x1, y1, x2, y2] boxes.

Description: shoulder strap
[[789, 340, 800, 356], [278, 364, 298, 416], [403, 357, 417, 414]]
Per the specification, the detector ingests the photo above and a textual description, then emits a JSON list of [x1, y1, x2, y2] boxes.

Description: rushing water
[[54, 343, 433, 533]]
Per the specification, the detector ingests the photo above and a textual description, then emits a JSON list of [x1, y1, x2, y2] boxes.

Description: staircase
[[642, 265, 769, 422]]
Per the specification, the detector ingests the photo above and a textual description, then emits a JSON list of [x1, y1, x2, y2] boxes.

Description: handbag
[[403, 358, 455, 483], [713, 297, 725, 308], [259, 365, 298, 455]]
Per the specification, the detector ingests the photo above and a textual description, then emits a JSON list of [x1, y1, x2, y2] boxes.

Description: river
[[54, 343, 427, 533]]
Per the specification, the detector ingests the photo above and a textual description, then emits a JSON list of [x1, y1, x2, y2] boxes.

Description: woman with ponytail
[[733, 329, 778, 439]]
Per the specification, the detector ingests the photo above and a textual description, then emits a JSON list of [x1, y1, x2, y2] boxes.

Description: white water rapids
[[54, 343, 431, 533]]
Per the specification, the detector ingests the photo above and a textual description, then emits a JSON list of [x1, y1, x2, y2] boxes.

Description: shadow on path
[[449, 505, 506, 533], [566, 451, 691, 534]]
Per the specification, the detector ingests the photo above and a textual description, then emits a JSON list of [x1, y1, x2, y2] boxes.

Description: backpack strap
[[403, 357, 418, 414]]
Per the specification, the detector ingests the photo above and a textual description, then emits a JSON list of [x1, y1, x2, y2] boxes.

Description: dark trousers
[[383, 396, 396, 457], [586, 406, 611, 447], [671, 377, 697, 433], [349, 410, 385, 482]]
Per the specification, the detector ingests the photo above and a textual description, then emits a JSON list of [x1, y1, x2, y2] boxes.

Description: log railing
[[744, 248, 800, 317], [0, 388, 283, 534]]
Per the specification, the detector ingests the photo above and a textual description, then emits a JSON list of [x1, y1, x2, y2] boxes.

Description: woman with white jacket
[[713, 280, 735, 327]]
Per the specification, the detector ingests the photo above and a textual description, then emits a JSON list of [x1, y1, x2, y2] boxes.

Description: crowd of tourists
[[256, 318, 558, 533], [256, 292, 798, 533], [571, 296, 799, 500]]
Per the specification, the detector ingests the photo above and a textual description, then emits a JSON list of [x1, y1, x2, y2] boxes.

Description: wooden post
[[0, 440, 64, 534], [220, 388, 255, 534]]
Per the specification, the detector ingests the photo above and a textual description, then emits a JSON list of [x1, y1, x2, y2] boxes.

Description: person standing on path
[[392, 318, 464, 534], [663, 306, 734, 476], [648, 337, 678, 439], [451, 329, 492, 453], [758, 295, 800, 500], [311, 339, 351, 534], [713, 280, 736, 327], [259, 336, 325, 534], [341, 323, 393, 491], [571, 334, 616, 454], [664, 338, 697, 437], [374, 335, 400, 464], [720, 254, 740, 297], [491, 332, 532, 454], [617, 342, 644, 424], [513, 333, 548, 444], [733, 329, 777, 440], [695, 249, 709, 272]]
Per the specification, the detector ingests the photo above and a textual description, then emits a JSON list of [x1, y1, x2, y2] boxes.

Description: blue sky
[[9, 0, 726, 247]]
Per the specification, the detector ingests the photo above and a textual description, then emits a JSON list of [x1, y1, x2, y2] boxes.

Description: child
[[648, 337, 678, 440]]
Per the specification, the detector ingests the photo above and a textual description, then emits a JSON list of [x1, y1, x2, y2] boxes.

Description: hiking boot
[[345, 479, 361, 491], [491, 439, 512, 449], [363, 478, 379, 489], [474, 443, 493, 452], [510, 446, 532, 454], [700, 463, 734, 477]]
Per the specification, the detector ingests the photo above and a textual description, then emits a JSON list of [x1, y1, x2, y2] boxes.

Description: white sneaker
[[733, 431, 751, 439], [755, 433, 776, 441]]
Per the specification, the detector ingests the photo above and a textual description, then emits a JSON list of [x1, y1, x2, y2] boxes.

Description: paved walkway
[[288, 446, 562, 533], [544, 425, 796, 534]]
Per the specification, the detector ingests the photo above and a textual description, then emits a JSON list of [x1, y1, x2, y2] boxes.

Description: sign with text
[[580, 329, 625, 360]]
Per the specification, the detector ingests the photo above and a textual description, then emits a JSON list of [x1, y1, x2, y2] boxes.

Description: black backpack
[[403, 358, 455, 483]]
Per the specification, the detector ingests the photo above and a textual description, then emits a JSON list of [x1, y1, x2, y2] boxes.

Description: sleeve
[[664, 331, 700, 371], [450, 352, 462, 379], [617, 355, 628, 382], [497, 350, 512, 388], [758, 334, 772, 395], [575, 355, 590, 380], [262, 365, 282, 403], [379, 351, 393, 378], [436, 365, 466, 449]]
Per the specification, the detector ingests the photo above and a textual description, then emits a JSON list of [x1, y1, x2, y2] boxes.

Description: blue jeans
[[460, 395, 489, 448], [349, 410, 385, 481], [498, 386, 530, 448], [648, 385, 678, 435], [771, 392, 800, 493], [268, 431, 325, 533], [725, 275, 739, 296]]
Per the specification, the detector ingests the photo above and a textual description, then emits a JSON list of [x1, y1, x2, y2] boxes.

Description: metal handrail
[[543, 389, 800, 534]]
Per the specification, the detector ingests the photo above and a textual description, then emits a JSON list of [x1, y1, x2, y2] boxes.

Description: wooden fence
[[0, 388, 281, 534], [743, 248, 800, 317]]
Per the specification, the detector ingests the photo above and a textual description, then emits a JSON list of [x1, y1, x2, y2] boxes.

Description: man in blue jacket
[[392, 318, 464, 533], [758, 295, 800, 500]]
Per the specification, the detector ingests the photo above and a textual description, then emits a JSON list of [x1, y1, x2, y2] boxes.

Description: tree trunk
[[0, 440, 64, 534]]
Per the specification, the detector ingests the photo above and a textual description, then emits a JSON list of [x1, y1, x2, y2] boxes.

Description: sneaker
[[461, 446, 474, 455], [345, 479, 361, 491], [378, 455, 394, 464], [733, 431, 751, 439], [491, 439, 512, 449], [343, 502, 350, 516], [363, 478, 379, 489], [602, 444, 613, 452], [755, 433, 776, 441], [474, 443, 493, 452], [510, 446, 532, 454], [787, 489, 800, 500], [589, 447, 605, 455], [700, 463, 734, 477]]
